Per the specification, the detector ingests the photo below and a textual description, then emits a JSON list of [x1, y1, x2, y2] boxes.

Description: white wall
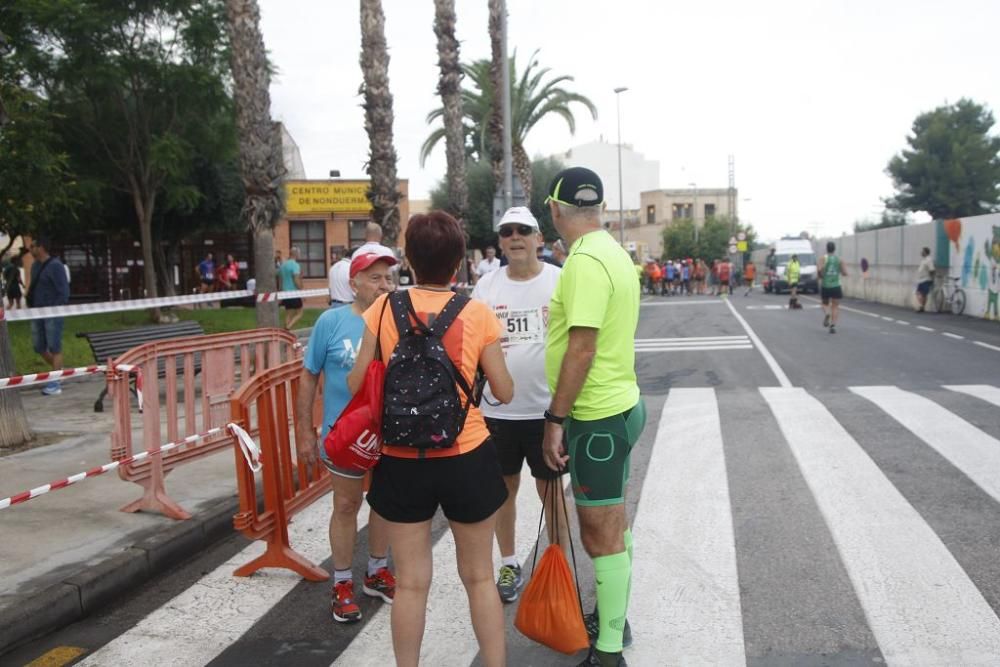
[[550, 140, 660, 211]]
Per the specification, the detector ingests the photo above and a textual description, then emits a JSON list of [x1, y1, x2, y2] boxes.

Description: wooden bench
[[77, 321, 205, 412]]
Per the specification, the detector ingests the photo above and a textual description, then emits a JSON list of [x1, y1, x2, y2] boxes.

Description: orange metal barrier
[[228, 358, 330, 581], [108, 328, 301, 520]]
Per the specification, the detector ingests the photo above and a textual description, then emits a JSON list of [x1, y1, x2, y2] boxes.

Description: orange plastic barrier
[[228, 358, 330, 581], [107, 328, 301, 520]]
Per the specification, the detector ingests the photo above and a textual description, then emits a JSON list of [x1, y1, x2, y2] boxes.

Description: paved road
[[9, 290, 1000, 666]]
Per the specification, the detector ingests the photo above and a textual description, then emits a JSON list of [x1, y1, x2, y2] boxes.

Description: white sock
[[334, 569, 353, 583], [367, 555, 388, 576], [502, 555, 519, 569]]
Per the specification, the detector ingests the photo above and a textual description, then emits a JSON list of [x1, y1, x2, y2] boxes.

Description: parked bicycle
[[932, 276, 966, 315]]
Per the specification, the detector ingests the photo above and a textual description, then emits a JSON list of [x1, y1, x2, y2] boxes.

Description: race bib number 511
[[497, 306, 546, 345]]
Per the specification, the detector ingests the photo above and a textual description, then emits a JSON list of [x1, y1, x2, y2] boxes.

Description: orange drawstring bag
[[514, 476, 589, 655]]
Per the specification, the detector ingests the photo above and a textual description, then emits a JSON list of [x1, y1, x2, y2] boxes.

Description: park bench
[[77, 320, 205, 412]]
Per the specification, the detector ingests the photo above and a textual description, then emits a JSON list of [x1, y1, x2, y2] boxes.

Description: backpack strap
[[388, 290, 415, 337]]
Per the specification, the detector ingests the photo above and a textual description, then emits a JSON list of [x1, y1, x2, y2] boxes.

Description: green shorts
[[565, 398, 647, 506]]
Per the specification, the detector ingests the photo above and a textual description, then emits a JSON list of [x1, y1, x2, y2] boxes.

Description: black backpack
[[382, 290, 479, 449]]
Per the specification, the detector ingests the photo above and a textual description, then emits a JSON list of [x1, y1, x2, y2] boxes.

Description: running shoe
[[41, 381, 62, 396], [584, 606, 633, 648], [331, 580, 362, 623], [823, 313, 831, 328], [363, 567, 396, 603], [496, 564, 523, 603], [577, 647, 627, 667], [829, 325, 836, 334]]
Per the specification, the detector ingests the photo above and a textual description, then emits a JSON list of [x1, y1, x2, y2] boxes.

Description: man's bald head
[[365, 223, 383, 242]]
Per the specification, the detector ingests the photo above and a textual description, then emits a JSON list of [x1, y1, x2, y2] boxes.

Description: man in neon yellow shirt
[[543, 167, 646, 667]]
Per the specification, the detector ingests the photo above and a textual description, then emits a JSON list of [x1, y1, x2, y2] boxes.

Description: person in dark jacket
[[27, 236, 71, 395]]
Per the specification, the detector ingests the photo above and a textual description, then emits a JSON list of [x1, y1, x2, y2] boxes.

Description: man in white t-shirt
[[328, 249, 354, 307], [471, 205, 567, 604], [476, 246, 501, 280]]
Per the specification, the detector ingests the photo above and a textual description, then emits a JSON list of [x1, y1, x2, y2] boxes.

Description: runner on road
[[471, 206, 569, 604], [818, 241, 847, 333], [787, 254, 802, 310], [543, 167, 646, 667], [743, 261, 756, 296]]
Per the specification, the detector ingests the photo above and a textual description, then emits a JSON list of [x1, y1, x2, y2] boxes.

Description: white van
[[767, 238, 818, 293]]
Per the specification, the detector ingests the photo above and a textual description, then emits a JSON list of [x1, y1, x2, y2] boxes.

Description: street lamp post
[[689, 181, 699, 245], [614, 86, 628, 246]]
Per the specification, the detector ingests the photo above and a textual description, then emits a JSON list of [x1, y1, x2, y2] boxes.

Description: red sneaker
[[331, 580, 362, 623], [363, 567, 396, 603]]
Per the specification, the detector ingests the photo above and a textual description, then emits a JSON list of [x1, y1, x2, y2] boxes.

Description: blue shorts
[[31, 318, 65, 355], [917, 280, 932, 296]]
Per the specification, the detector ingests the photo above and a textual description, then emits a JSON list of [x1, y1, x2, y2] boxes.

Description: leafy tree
[[661, 216, 755, 261], [853, 209, 909, 233], [887, 99, 1000, 219]]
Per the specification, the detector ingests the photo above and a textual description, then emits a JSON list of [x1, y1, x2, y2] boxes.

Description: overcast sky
[[258, 0, 1000, 241]]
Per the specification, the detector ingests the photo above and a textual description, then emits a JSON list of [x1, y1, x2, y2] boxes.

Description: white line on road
[[850, 386, 1000, 505], [762, 387, 1000, 665], [973, 340, 1000, 352], [80, 494, 347, 667], [640, 299, 724, 307], [895, 320, 910, 325], [881, 316, 895, 322], [942, 332, 965, 340], [630, 388, 745, 666], [635, 335, 749, 343], [636, 345, 754, 353], [917, 325, 935, 332], [724, 298, 792, 388], [943, 384, 1000, 408]]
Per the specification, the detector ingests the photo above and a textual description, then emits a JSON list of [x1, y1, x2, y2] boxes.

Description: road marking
[[640, 299, 724, 307], [895, 320, 909, 325], [851, 386, 1000, 505], [724, 298, 791, 388], [973, 340, 1000, 352], [629, 388, 745, 665], [881, 316, 895, 322], [334, 468, 570, 665], [762, 387, 1000, 665], [942, 332, 965, 340], [24, 647, 87, 667], [636, 345, 754, 352], [636, 335, 748, 343], [917, 325, 935, 332], [80, 495, 346, 666], [944, 384, 1000, 408]]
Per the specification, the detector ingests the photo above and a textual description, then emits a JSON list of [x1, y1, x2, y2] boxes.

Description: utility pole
[[614, 87, 628, 246]]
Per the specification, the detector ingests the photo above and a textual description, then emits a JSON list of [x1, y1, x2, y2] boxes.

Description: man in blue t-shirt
[[294, 251, 397, 624], [279, 247, 304, 330], [27, 237, 71, 396]]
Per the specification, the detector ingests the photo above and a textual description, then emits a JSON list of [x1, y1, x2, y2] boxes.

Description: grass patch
[[5, 306, 324, 375]]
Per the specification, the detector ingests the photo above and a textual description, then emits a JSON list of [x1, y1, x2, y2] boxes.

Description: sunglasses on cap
[[498, 224, 535, 238]]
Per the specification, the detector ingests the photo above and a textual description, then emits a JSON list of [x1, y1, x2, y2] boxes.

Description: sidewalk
[[0, 326, 315, 656]]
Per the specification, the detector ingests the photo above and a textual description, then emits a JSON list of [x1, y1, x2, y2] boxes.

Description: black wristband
[[544, 409, 566, 425]]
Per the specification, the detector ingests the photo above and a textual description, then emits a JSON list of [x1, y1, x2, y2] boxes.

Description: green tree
[[661, 216, 755, 261], [887, 99, 1000, 219], [420, 53, 597, 202]]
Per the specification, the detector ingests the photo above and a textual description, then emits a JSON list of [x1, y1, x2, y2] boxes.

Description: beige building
[[622, 187, 738, 258]]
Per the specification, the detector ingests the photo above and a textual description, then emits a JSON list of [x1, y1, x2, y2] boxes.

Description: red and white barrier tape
[[0, 364, 105, 389], [0, 426, 225, 510], [2, 288, 330, 322]]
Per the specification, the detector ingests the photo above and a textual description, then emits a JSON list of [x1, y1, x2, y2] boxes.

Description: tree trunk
[[134, 192, 163, 322], [0, 320, 32, 448], [487, 0, 505, 192], [225, 0, 285, 329], [434, 0, 467, 221], [513, 142, 532, 204], [360, 0, 401, 246]]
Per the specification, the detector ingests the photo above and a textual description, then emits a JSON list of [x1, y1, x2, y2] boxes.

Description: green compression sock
[[593, 551, 631, 654], [623, 528, 634, 610]]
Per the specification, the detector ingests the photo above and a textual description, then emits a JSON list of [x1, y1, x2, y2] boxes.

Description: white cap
[[495, 206, 540, 231]]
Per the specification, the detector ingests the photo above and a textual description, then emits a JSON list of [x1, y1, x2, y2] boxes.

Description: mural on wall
[[945, 213, 1000, 320]]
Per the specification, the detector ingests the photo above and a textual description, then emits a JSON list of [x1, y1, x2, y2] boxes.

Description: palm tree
[[487, 0, 504, 192], [224, 0, 285, 328], [433, 0, 467, 221], [420, 53, 597, 202], [360, 0, 401, 246]]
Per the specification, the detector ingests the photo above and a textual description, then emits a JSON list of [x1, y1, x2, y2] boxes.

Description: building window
[[647, 205, 656, 225], [672, 203, 692, 220], [349, 219, 368, 250], [289, 220, 326, 278], [704, 203, 716, 219]]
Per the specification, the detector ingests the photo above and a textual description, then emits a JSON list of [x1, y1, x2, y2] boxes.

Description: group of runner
[[295, 166, 644, 667], [641, 256, 762, 297]]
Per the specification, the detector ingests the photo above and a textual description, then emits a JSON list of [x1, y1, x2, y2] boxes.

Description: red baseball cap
[[350, 251, 397, 278]]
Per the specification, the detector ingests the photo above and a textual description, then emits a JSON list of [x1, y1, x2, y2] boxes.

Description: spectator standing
[[279, 247, 305, 330], [396, 257, 414, 288], [347, 211, 513, 667], [914, 247, 935, 312], [552, 239, 568, 266], [328, 249, 354, 307], [681, 259, 691, 295], [3, 252, 25, 310], [787, 254, 802, 309], [296, 251, 398, 623], [26, 237, 71, 396], [351, 223, 396, 262], [197, 252, 215, 294], [476, 245, 501, 279]]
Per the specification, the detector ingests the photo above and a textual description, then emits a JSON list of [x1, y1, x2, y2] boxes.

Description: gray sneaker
[[584, 606, 633, 648], [496, 564, 523, 603]]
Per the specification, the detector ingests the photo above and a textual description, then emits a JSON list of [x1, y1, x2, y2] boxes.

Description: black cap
[[546, 167, 604, 208]]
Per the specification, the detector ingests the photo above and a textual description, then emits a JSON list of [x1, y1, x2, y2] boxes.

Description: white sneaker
[[42, 382, 62, 396]]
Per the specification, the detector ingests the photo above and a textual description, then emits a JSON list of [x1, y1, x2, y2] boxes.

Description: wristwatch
[[544, 409, 566, 425]]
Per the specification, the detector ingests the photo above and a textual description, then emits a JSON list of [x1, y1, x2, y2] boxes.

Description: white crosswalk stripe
[[634, 335, 753, 352], [944, 384, 1000, 408]]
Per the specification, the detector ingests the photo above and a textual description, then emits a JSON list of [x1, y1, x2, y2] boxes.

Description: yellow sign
[[285, 181, 370, 214], [737, 240, 748, 252]]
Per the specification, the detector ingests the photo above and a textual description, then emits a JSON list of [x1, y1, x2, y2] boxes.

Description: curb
[[0, 493, 242, 657]]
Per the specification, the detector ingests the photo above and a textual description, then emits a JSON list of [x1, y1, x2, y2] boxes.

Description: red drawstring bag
[[514, 476, 589, 655], [324, 300, 387, 474]]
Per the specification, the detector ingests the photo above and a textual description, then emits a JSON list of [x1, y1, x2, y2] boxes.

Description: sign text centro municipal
[[285, 181, 370, 214]]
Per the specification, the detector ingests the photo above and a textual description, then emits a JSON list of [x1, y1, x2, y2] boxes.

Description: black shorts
[[485, 418, 559, 481], [282, 298, 303, 309], [820, 286, 843, 303], [367, 439, 508, 524]]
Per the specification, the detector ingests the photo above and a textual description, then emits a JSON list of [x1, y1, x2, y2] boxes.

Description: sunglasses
[[498, 224, 535, 238]]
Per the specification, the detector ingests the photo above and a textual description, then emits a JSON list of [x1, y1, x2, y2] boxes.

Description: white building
[[549, 139, 660, 212]]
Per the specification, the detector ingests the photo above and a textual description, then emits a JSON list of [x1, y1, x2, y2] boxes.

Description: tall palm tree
[[433, 0, 467, 220], [420, 53, 598, 202], [360, 0, 401, 246], [224, 0, 285, 328], [487, 0, 504, 193]]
